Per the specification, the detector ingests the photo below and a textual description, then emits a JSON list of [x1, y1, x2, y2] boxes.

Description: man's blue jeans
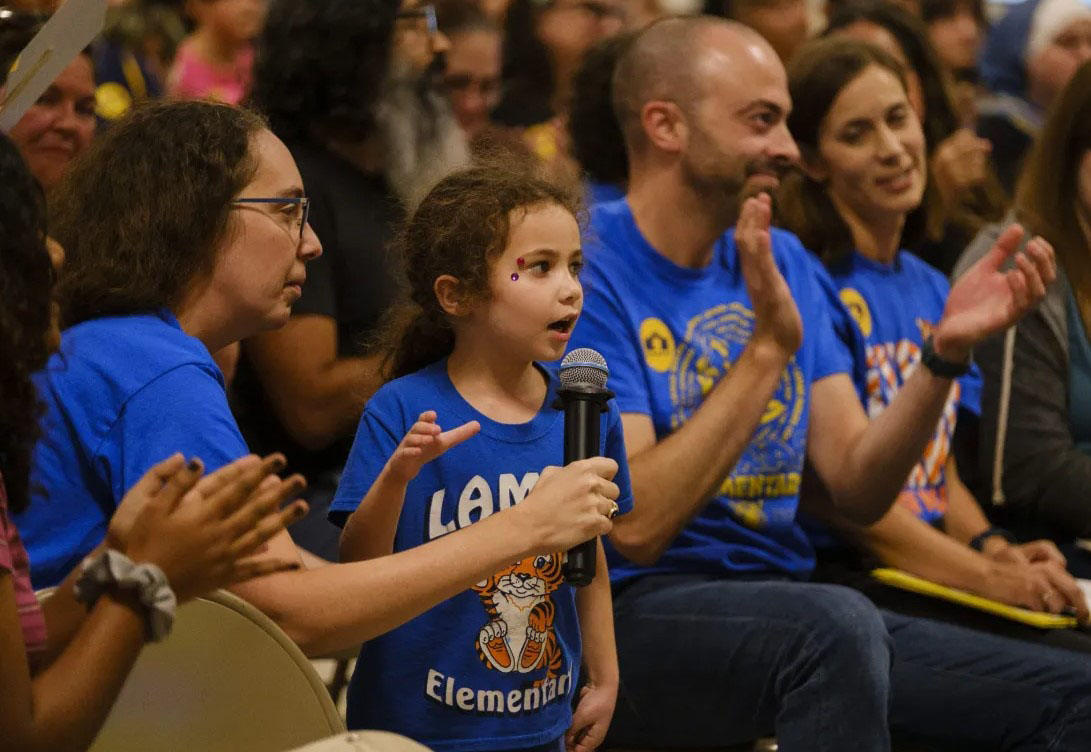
[[605, 574, 1091, 751]]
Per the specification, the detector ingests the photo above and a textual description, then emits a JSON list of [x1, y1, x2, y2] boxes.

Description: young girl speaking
[[331, 163, 632, 752]]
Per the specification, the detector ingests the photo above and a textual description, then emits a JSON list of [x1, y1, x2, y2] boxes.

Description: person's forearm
[[575, 541, 618, 687], [339, 469, 409, 562], [618, 340, 789, 563], [940, 457, 992, 546], [287, 356, 382, 451], [36, 543, 109, 668], [832, 367, 956, 522], [978, 320, 1091, 535], [835, 503, 990, 593], [15, 592, 147, 752], [230, 507, 546, 657]]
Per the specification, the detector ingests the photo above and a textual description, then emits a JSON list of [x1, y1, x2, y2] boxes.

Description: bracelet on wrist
[[73, 549, 177, 642], [969, 526, 1016, 553], [921, 335, 971, 379]]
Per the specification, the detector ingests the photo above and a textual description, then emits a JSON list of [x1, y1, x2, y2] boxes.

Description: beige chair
[[286, 732, 433, 752], [81, 588, 346, 752]]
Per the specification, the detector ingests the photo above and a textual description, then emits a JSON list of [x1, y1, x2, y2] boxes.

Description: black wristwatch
[[969, 526, 1016, 552], [921, 335, 971, 378]]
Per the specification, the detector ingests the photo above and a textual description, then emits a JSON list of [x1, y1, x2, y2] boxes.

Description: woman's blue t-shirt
[[823, 250, 981, 526], [18, 309, 247, 587]]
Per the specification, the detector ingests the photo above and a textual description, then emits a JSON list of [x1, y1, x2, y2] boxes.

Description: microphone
[[555, 348, 614, 587]]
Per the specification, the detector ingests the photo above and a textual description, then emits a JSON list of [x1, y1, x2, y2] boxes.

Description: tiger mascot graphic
[[472, 553, 565, 681]]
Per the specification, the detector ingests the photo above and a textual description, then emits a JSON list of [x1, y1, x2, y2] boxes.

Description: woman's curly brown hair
[[51, 99, 267, 327], [0, 133, 52, 513], [373, 160, 582, 380]]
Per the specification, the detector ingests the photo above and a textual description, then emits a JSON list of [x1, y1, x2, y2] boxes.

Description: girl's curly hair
[[0, 133, 51, 513], [372, 160, 583, 380]]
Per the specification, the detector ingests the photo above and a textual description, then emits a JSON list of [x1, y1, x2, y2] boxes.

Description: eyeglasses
[[231, 196, 310, 242], [396, 4, 438, 35]]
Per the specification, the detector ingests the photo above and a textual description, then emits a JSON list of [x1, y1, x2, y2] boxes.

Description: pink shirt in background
[[0, 476, 47, 656], [167, 39, 254, 105]]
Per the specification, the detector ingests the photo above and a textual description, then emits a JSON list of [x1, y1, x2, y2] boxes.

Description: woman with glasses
[[436, 4, 502, 142], [0, 124, 308, 752], [18, 97, 621, 662]]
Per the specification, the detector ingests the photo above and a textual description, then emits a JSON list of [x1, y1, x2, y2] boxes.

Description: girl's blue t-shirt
[[329, 360, 633, 752]]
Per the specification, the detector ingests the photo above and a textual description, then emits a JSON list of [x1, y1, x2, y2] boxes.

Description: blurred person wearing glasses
[[241, 0, 468, 560], [436, 2, 502, 142]]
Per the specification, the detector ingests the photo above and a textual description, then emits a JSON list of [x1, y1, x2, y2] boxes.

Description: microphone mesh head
[[560, 348, 609, 388]]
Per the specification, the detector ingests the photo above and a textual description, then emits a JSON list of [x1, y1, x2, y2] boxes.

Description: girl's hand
[[121, 453, 309, 602], [565, 681, 618, 752], [386, 411, 481, 484]]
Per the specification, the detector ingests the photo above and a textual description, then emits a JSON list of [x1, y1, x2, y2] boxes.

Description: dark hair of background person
[[0, 133, 52, 514], [372, 160, 583, 380], [0, 10, 92, 87], [826, 0, 959, 154], [825, 0, 1006, 257], [249, 0, 400, 143], [1015, 61, 1091, 332], [568, 31, 635, 187], [435, 0, 493, 32], [493, 0, 555, 127], [0, 9, 45, 82], [778, 37, 910, 264], [52, 99, 267, 328], [919, 0, 986, 28]]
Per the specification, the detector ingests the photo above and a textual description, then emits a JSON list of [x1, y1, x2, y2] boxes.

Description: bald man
[[574, 16, 1091, 750]]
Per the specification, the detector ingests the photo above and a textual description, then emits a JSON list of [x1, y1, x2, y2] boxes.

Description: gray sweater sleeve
[[976, 312, 1091, 536], [960, 219, 1091, 537]]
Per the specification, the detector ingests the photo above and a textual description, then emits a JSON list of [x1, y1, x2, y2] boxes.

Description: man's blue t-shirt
[[570, 199, 851, 582], [329, 360, 633, 752], [823, 251, 981, 525], [18, 310, 246, 588]]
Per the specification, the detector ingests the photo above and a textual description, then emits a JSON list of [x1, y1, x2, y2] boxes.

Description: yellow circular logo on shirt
[[640, 317, 675, 372], [839, 288, 873, 338]]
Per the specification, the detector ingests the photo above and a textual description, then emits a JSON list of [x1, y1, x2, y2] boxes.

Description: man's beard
[[680, 149, 791, 225], [375, 60, 470, 209]]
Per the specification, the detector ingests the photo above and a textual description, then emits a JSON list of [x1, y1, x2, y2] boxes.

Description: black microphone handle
[[561, 394, 604, 587]]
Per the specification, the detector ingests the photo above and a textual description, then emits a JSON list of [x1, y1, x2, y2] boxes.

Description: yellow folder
[[871, 568, 1078, 629]]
